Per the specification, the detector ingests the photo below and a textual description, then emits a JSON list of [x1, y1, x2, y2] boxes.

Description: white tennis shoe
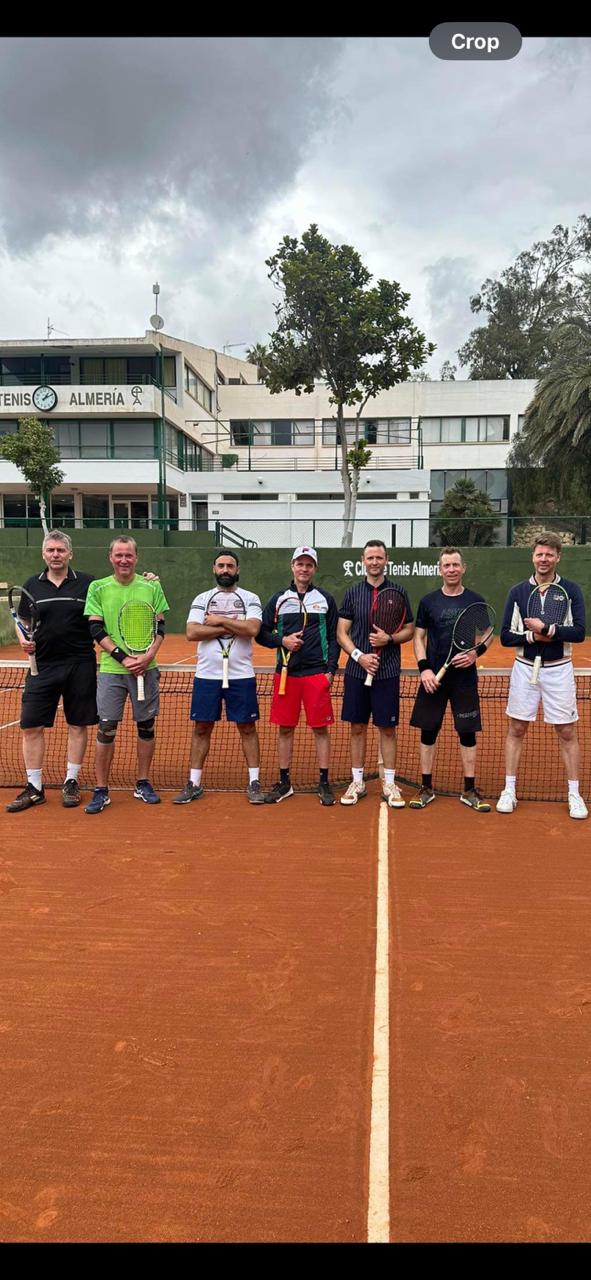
[[568, 793, 588, 820], [496, 789, 518, 813]]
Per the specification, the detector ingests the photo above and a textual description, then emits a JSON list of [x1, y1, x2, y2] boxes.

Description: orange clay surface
[[0, 791, 379, 1243], [389, 799, 591, 1243], [2, 784, 591, 1241]]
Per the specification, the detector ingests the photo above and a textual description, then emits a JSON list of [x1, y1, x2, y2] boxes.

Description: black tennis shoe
[[6, 782, 46, 813], [62, 778, 81, 808], [264, 780, 294, 804], [318, 781, 336, 806]]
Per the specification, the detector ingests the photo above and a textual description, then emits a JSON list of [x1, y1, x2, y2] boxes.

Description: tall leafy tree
[[507, 358, 591, 521], [0, 417, 64, 535], [458, 217, 591, 379], [259, 224, 434, 545], [433, 477, 500, 547], [245, 343, 269, 380]]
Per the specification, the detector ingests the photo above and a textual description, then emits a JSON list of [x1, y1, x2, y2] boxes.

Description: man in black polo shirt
[[337, 539, 414, 807], [6, 529, 97, 812]]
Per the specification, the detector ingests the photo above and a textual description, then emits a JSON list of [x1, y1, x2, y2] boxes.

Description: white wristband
[[351, 648, 362, 662]]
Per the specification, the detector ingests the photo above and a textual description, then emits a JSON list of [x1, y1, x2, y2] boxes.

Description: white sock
[[384, 769, 395, 786], [505, 776, 517, 795], [248, 768, 260, 783], [352, 768, 364, 785], [190, 769, 202, 786], [65, 762, 81, 782], [27, 769, 43, 791], [568, 780, 580, 796]]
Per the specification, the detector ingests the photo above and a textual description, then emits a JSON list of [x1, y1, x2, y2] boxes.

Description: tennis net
[[0, 663, 589, 802]]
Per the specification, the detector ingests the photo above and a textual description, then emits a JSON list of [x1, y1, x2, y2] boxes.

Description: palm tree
[[245, 343, 270, 381], [522, 359, 591, 468]]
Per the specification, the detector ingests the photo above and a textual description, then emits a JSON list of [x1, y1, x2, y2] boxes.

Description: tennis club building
[[0, 333, 536, 547]]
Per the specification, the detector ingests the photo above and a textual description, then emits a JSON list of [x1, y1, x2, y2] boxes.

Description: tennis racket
[[0, 584, 41, 676], [276, 594, 308, 695], [206, 590, 246, 689], [365, 587, 407, 687], [435, 600, 495, 683], [527, 582, 570, 686], [118, 599, 157, 701]]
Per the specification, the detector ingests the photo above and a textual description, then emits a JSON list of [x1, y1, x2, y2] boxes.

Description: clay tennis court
[[1, 640, 591, 1241]]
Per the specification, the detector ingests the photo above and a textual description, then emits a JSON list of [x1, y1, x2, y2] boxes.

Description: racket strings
[[119, 602, 155, 649], [453, 603, 495, 650], [529, 587, 570, 626], [373, 592, 406, 635]]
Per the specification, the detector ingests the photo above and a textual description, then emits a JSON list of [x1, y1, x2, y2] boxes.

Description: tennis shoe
[[134, 779, 161, 805], [173, 781, 204, 804], [264, 780, 294, 804], [496, 789, 517, 814], [6, 782, 46, 812], [409, 786, 435, 810], [382, 782, 405, 808], [62, 778, 81, 808], [246, 780, 265, 804], [340, 780, 367, 806], [568, 793, 588, 820], [460, 788, 491, 812], [318, 781, 336, 806], [85, 787, 110, 814]]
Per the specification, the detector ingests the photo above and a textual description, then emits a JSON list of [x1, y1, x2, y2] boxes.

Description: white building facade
[[0, 333, 536, 547]]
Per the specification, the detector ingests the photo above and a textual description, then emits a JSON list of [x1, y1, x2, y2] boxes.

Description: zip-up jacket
[[259, 583, 340, 676], [500, 574, 586, 667]]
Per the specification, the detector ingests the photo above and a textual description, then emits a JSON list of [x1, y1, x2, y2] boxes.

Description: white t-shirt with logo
[[188, 587, 262, 680]]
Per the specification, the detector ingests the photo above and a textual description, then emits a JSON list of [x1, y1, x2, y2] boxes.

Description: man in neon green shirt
[[84, 535, 169, 812]]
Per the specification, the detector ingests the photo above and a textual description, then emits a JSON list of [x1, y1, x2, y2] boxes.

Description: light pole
[[150, 284, 167, 532]]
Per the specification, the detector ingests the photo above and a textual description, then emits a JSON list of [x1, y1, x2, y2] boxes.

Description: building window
[[229, 419, 314, 446], [192, 501, 208, 530], [50, 496, 75, 526], [420, 416, 510, 443], [82, 495, 110, 527], [0, 356, 71, 386], [322, 418, 411, 445], [184, 364, 213, 413], [2, 494, 41, 525]]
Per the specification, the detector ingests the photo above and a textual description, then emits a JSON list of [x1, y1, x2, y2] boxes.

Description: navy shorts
[[20, 658, 98, 729], [410, 668, 482, 735], [341, 674, 400, 727], [190, 677, 259, 724]]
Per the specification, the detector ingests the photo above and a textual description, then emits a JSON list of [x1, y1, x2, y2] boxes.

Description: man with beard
[[173, 549, 264, 804]]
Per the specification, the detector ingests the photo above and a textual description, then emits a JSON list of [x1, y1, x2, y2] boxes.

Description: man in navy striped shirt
[[337, 540, 414, 807]]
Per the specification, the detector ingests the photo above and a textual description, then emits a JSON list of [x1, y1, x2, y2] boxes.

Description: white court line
[[367, 802, 390, 1243], [0, 718, 20, 731]]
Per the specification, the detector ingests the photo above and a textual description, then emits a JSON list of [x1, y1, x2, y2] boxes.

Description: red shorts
[[270, 672, 334, 728]]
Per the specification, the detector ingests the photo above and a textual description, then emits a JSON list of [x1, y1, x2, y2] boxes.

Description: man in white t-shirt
[[173, 549, 264, 804]]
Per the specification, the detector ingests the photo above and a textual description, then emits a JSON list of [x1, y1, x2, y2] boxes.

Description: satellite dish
[[150, 314, 164, 330]]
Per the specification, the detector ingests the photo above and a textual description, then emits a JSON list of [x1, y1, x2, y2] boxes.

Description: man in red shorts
[[259, 547, 339, 805]]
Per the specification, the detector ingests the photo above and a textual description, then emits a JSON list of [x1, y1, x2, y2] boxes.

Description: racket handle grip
[[137, 673, 145, 701], [434, 663, 447, 684], [530, 656, 542, 686], [222, 657, 229, 689], [364, 671, 374, 687], [278, 665, 288, 696], [29, 653, 38, 677]]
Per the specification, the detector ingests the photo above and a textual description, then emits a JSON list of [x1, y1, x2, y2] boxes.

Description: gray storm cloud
[[0, 37, 343, 250]]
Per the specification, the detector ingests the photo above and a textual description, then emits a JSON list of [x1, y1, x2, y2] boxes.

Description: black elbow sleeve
[[89, 620, 108, 644]]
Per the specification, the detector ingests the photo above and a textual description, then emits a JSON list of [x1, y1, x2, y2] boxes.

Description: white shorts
[[506, 660, 578, 725]]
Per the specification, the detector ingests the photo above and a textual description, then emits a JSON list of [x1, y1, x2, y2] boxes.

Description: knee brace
[[459, 732, 476, 748], [420, 729, 439, 747], [97, 719, 118, 745], [137, 717, 155, 741]]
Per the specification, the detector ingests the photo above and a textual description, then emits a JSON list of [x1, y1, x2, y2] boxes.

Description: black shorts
[[410, 669, 482, 735], [20, 658, 98, 729], [341, 673, 400, 727]]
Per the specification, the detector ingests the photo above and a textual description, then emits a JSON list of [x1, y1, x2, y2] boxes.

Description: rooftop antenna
[[150, 283, 164, 332], [47, 317, 69, 339], [223, 342, 248, 354]]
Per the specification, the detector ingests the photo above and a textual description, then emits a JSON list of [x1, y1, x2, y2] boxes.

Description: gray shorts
[[97, 669, 161, 722]]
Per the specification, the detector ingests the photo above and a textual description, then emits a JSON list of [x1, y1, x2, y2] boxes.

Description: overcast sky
[[0, 35, 589, 375]]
